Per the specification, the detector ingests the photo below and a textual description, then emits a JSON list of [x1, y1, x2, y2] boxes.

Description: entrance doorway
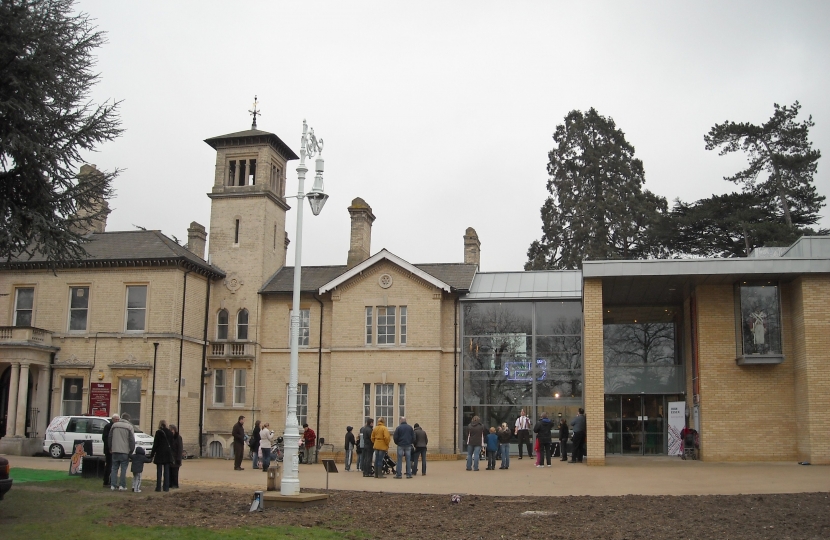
[[604, 394, 681, 455]]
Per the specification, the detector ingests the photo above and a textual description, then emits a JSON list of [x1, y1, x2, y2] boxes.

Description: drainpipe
[[198, 278, 211, 457], [46, 352, 55, 427], [453, 296, 459, 454], [150, 342, 159, 431], [313, 293, 324, 441], [177, 270, 192, 427]]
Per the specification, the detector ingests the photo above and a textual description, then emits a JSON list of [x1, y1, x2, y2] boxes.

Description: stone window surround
[[124, 284, 149, 333], [365, 304, 408, 347], [67, 285, 91, 333], [13, 285, 36, 327]]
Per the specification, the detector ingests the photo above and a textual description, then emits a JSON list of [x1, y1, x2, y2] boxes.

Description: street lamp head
[[307, 157, 328, 216], [307, 191, 328, 216]]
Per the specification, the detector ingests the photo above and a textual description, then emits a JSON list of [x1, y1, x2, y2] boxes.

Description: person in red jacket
[[302, 424, 316, 464]]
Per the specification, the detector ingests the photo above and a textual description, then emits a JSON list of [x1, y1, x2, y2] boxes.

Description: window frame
[[61, 377, 84, 416], [286, 383, 309, 426], [377, 306, 396, 345], [67, 286, 90, 332], [289, 309, 310, 347], [400, 306, 407, 345], [119, 377, 142, 425], [237, 309, 249, 340], [233, 368, 246, 407], [124, 285, 148, 333], [375, 383, 395, 427], [13, 287, 34, 327], [365, 307, 373, 345], [213, 369, 226, 405], [217, 309, 229, 340]]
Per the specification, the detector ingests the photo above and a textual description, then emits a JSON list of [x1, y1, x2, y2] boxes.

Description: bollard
[[266, 463, 280, 491], [250, 490, 263, 512]]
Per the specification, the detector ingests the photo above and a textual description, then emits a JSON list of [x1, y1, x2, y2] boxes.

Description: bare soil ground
[[106, 486, 830, 539]]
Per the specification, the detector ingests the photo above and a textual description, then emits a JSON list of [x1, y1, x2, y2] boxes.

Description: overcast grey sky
[[76, 0, 830, 271]]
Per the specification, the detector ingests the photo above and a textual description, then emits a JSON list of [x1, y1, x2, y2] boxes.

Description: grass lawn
[[0, 470, 359, 539]]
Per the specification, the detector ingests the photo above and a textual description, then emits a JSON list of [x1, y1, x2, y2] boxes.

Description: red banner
[[89, 382, 111, 417]]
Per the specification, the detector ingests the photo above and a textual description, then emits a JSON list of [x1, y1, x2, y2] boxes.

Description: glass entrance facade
[[460, 300, 583, 449], [604, 394, 682, 455]]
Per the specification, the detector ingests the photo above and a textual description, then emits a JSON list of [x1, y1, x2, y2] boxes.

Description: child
[[129, 446, 152, 493], [485, 427, 499, 470]]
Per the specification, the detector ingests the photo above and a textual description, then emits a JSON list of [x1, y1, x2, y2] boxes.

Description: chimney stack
[[187, 222, 207, 259], [71, 164, 111, 235], [464, 227, 480, 268], [347, 197, 376, 269]]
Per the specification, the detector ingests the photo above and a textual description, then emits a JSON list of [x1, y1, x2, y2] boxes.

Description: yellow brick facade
[[582, 279, 604, 466]]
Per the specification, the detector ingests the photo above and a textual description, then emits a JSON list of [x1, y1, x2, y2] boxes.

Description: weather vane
[[249, 96, 260, 129]]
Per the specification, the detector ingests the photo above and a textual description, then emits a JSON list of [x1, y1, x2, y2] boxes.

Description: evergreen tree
[[526, 108, 667, 270], [704, 101, 824, 231], [0, 0, 122, 264]]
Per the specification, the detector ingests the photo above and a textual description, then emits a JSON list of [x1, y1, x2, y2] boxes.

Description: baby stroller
[[381, 453, 397, 476], [680, 428, 698, 460], [271, 436, 284, 463]]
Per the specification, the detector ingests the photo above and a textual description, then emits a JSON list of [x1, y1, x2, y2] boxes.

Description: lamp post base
[[279, 477, 300, 496]]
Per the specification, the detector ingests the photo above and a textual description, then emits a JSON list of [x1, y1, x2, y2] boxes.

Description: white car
[[43, 416, 154, 459]]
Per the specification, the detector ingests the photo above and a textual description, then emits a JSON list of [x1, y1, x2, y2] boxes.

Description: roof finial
[[249, 96, 260, 129]]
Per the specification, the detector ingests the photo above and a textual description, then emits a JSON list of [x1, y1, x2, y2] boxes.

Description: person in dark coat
[[148, 419, 174, 492], [533, 412, 555, 466], [344, 426, 356, 472], [231, 416, 246, 470], [465, 416, 487, 471], [412, 423, 429, 476], [101, 413, 118, 487], [168, 424, 183, 488], [558, 417, 570, 462], [570, 408, 586, 463], [360, 418, 374, 477], [250, 420, 261, 469]]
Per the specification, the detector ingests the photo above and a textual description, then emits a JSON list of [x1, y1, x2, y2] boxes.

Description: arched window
[[217, 309, 229, 340], [237, 309, 249, 340]]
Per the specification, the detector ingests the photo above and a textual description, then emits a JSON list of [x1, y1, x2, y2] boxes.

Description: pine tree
[[0, 0, 122, 264], [526, 108, 667, 270], [704, 101, 824, 231]]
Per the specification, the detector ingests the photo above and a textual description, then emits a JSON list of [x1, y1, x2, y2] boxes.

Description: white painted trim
[[318, 249, 451, 293]]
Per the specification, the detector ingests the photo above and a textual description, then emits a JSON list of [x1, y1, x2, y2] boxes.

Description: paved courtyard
[[8, 454, 828, 496]]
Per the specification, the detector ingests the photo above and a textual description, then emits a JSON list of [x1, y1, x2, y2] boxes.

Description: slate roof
[[204, 128, 299, 161], [2, 230, 225, 278], [260, 262, 478, 294]]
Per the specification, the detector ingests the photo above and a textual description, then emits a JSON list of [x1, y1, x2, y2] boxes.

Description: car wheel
[[49, 443, 65, 459]]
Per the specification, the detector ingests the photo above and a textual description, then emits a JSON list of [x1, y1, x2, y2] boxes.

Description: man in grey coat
[[108, 413, 136, 490]]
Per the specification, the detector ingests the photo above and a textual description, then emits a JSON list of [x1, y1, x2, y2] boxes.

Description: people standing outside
[[168, 424, 183, 489], [370, 417, 391, 478], [360, 418, 375, 477], [129, 446, 151, 492], [392, 416, 415, 479], [231, 415, 246, 470], [558, 417, 570, 462], [149, 419, 173, 492], [497, 422, 511, 469], [302, 424, 316, 464], [101, 413, 118, 488], [108, 413, 135, 491], [514, 409, 533, 459], [250, 420, 261, 469], [534, 412, 554, 467], [344, 426, 356, 472], [259, 423, 273, 472], [570, 408, 586, 463], [412, 423, 428, 476], [465, 415, 487, 471], [485, 427, 499, 470]]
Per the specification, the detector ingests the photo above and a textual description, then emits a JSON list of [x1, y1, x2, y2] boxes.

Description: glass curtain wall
[[461, 301, 583, 450]]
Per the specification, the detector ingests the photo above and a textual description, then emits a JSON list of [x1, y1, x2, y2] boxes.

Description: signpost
[[89, 383, 111, 417], [322, 459, 338, 491]]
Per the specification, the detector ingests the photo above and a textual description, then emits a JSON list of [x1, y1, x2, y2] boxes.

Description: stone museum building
[[2, 121, 828, 466]]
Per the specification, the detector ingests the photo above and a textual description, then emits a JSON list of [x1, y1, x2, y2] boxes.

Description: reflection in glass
[[535, 302, 582, 336], [462, 302, 532, 336], [738, 284, 782, 355]]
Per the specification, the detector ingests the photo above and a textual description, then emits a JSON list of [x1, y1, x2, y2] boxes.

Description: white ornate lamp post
[[281, 120, 328, 496]]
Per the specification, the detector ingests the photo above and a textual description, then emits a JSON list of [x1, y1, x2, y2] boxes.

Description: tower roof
[[204, 128, 299, 161]]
